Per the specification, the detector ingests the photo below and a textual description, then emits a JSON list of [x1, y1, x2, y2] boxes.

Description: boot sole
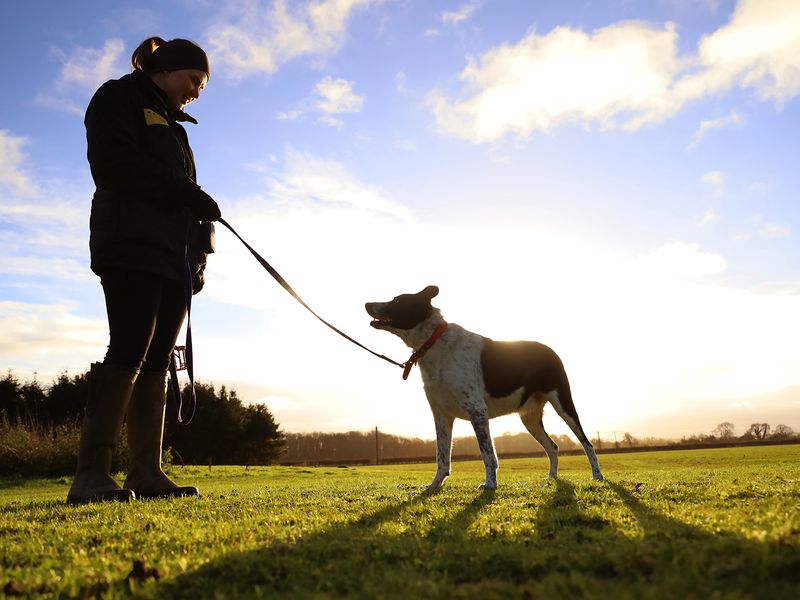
[[132, 486, 200, 499], [67, 488, 137, 505]]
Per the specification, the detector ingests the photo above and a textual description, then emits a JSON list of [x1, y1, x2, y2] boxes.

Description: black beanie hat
[[149, 39, 210, 78]]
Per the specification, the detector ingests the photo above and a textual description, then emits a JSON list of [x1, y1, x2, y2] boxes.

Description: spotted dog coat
[[366, 286, 604, 490]]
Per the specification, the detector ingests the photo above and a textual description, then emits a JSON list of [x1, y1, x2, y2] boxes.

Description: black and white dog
[[366, 285, 604, 490]]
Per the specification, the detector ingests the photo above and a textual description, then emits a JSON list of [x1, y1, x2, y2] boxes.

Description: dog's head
[[366, 285, 439, 331]]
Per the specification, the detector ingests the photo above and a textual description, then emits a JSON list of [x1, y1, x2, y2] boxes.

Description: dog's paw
[[427, 473, 449, 490], [479, 482, 497, 490], [592, 473, 606, 482]]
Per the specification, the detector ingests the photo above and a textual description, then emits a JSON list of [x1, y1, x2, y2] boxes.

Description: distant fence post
[[375, 426, 380, 465]]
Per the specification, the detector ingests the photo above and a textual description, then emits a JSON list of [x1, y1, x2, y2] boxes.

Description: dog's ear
[[420, 285, 439, 300]]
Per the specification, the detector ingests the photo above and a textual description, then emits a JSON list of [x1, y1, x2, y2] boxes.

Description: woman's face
[[152, 69, 208, 111]]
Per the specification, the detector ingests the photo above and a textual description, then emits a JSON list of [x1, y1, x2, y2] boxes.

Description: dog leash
[[168, 251, 198, 424], [218, 217, 410, 372], [169, 216, 449, 413]]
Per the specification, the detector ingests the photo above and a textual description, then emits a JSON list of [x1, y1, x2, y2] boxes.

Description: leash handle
[[218, 218, 405, 370], [169, 253, 197, 425]]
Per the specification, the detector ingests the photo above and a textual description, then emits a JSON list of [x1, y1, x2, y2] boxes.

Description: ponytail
[[130, 37, 210, 78], [131, 36, 168, 72]]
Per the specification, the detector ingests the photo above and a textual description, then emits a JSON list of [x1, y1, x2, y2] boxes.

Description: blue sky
[[1, 0, 798, 441]]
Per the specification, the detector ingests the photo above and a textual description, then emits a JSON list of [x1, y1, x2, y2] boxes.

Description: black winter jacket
[[86, 69, 215, 293]]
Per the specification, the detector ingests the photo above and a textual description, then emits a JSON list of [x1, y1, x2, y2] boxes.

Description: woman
[[68, 37, 220, 504]]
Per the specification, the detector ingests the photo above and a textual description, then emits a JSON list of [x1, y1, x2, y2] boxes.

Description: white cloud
[[0, 302, 107, 377], [0, 256, 92, 282], [638, 241, 727, 279], [318, 114, 344, 128], [0, 139, 87, 281], [275, 76, 364, 126], [759, 222, 791, 239], [37, 39, 126, 115], [428, 0, 800, 143], [428, 20, 683, 142], [697, 208, 720, 226], [0, 175, 93, 287], [270, 147, 410, 218], [688, 109, 745, 148], [0, 198, 84, 228], [276, 109, 303, 121], [314, 76, 364, 115], [700, 171, 726, 186], [748, 214, 791, 240], [684, 0, 800, 104], [56, 38, 125, 91], [700, 171, 726, 197], [207, 0, 377, 78], [442, 2, 480, 24], [0, 130, 36, 195]]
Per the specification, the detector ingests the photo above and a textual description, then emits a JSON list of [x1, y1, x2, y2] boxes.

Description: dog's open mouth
[[370, 315, 393, 328]]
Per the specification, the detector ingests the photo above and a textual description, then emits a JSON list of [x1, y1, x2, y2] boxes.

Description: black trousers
[[100, 270, 187, 373]]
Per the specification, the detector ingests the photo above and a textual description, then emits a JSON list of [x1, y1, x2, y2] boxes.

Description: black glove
[[188, 189, 221, 221]]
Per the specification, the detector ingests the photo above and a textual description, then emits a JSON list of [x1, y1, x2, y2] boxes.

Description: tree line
[[609, 421, 796, 449], [282, 422, 798, 464], [1, 369, 797, 472], [282, 430, 585, 464], [0, 369, 285, 476]]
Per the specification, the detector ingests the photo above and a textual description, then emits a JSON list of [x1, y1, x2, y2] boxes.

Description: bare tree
[[745, 423, 771, 440], [712, 422, 735, 440], [771, 424, 795, 440], [622, 432, 638, 447]]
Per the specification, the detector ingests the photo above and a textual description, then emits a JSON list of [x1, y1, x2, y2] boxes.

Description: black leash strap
[[218, 218, 405, 370], [168, 253, 197, 425]]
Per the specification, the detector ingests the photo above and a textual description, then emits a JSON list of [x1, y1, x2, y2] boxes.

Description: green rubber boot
[[67, 363, 138, 504], [123, 370, 199, 499]]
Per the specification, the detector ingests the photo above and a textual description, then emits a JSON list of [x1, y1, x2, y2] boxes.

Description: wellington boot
[[123, 370, 199, 499], [67, 363, 138, 504]]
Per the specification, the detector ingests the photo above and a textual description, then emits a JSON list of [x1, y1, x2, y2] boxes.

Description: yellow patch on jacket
[[144, 108, 168, 126]]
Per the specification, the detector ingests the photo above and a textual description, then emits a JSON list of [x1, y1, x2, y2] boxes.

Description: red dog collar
[[402, 321, 449, 380]]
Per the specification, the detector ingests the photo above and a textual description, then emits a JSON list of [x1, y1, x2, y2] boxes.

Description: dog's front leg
[[428, 414, 454, 490], [469, 411, 498, 489]]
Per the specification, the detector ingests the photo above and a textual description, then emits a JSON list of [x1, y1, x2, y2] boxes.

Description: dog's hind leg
[[548, 385, 604, 481], [469, 411, 499, 490], [429, 414, 454, 490], [519, 397, 558, 478]]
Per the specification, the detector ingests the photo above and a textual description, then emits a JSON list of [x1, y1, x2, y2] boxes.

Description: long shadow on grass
[[155, 487, 509, 598], [154, 479, 799, 599], [603, 482, 799, 596]]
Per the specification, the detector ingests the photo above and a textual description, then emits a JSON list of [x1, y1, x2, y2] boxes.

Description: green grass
[[2, 445, 799, 599]]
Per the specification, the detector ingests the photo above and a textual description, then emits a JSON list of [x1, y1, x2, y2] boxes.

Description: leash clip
[[402, 360, 415, 380], [172, 346, 188, 371]]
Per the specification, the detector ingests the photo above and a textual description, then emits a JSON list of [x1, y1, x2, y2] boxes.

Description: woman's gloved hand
[[188, 189, 221, 221]]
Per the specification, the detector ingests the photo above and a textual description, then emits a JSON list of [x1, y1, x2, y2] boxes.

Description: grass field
[[1, 445, 799, 599]]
